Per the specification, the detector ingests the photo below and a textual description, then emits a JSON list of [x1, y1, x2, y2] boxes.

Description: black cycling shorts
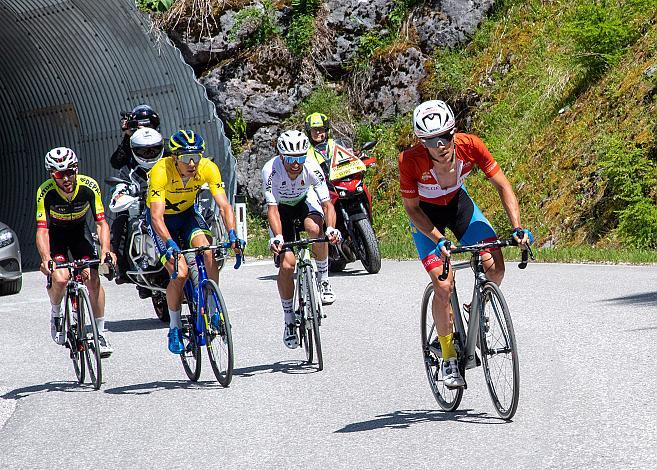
[[49, 225, 98, 265], [278, 199, 323, 253]]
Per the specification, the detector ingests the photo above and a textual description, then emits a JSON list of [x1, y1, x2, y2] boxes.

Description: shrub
[[137, 0, 173, 12], [228, 0, 281, 48], [285, 14, 315, 56]]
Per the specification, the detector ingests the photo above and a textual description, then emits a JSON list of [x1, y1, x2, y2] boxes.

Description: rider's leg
[[48, 268, 69, 312], [278, 250, 298, 348], [482, 249, 505, 285], [428, 266, 457, 358], [307, 214, 334, 304], [164, 255, 188, 329], [189, 233, 217, 283]]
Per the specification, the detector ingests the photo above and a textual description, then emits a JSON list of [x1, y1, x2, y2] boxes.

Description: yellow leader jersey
[[147, 157, 225, 215]]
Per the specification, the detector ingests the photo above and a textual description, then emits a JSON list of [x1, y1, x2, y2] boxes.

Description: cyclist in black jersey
[[35, 147, 117, 357]]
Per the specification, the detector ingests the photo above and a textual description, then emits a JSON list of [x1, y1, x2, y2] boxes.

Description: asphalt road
[[1, 259, 656, 469]]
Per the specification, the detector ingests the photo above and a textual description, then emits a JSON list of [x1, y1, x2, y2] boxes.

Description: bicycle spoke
[[204, 280, 234, 386]]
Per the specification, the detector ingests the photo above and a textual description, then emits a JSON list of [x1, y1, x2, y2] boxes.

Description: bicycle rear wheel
[[180, 301, 202, 382], [296, 272, 313, 364], [305, 266, 323, 371], [79, 288, 102, 390], [204, 280, 234, 387], [64, 292, 84, 384], [479, 282, 519, 420], [420, 283, 463, 411]]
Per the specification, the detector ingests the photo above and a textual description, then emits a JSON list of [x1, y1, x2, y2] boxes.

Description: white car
[[0, 221, 22, 295]]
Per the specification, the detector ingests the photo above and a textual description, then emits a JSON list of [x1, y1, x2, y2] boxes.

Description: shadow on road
[[103, 380, 222, 395], [2, 381, 94, 399], [334, 409, 507, 432], [107, 318, 167, 332], [329, 268, 371, 278], [257, 274, 277, 281], [603, 291, 657, 306], [234, 360, 318, 377]]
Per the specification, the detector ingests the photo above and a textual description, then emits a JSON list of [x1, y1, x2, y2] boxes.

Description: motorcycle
[[106, 170, 227, 323], [326, 141, 381, 274]]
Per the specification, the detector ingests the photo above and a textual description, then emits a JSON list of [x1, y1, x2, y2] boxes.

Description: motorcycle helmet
[[130, 128, 164, 169], [304, 112, 331, 143], [128, 104, 160, 130], [412, 100, 455, 138], [45, 147, 78, 171], [168, 129, 206, 155]]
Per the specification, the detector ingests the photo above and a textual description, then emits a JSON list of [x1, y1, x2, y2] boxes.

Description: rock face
[[166, 0, 496, 204]]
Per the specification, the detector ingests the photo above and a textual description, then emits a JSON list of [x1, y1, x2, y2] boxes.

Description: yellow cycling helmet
[[304, 112, 331, 135]]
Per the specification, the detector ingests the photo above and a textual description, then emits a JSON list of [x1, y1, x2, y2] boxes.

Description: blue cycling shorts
[[410, 188, 497, 272], [145, 206, 211, 264]]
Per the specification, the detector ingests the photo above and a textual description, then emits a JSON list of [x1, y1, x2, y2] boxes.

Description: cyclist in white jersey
[[262, 130, 341, 349]]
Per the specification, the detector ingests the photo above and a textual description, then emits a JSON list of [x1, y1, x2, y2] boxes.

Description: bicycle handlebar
[[437, 237, 534, 281], [280, 236, 329, 250], [171, 242, 244, 279]]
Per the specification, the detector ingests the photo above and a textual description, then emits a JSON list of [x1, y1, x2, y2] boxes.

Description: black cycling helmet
[[128, 104, 160, 130]]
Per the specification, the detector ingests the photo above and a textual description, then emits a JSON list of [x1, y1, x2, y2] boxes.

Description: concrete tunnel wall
[[0, 0, 235, 270]]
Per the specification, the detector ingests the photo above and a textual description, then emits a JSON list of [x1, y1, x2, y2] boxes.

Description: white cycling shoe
[[50, 315, 66, 345], [441, 357, 465, 389], [98, 333, 114, 358], [319, 280, 335, 305], [283, 323, 299, 349]]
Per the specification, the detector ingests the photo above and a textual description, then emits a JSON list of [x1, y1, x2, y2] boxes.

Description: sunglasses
[[51, 169, 77, 179], [421, 130, 455, 148], [176, 153, 203, 164], [283, 155, 306, 165]]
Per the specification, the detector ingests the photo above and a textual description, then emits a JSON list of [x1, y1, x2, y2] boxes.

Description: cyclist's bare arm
[[36, 227, 52, 275], [95, 219, 115, 264], [150, 201, 174, 242], [320, 200, 337, 229], [402, 197, 443, 244], [267, 204, 283, 254], [213, 191, 237, 234], [488, 170, 521, 229]]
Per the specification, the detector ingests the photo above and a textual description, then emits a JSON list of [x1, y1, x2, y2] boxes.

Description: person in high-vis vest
[[304, 112, 348, 179]]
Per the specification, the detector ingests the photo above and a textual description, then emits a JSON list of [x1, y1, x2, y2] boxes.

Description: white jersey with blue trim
[[262, 156, 330, 206]]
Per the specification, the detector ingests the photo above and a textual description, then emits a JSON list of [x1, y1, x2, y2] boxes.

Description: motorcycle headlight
[[0, 229, 14, 248]]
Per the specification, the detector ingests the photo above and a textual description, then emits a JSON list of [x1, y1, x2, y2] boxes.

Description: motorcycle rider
[[110, 104, 161, 285], [304, 112, 348, 177], [110, 128, 165, 291], [262, 130, 341, 349]]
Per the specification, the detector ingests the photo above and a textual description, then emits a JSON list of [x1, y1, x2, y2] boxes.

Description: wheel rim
[[480, 286, 519, 419], [180, 313, 201, 382], [79, 289, 102, 390], [205, 282, 233, 386]]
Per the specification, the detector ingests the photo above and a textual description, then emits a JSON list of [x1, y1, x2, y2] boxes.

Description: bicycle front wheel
[[297, 271, 313, 364], [420, 283, 463, 411], [180, 303, 202, 382], [479, 282, 519, 420], [204, 280, 234, 387], [79, 287, 102, 390], [305, 266, 323, 371], [64, 291, 84, 384]]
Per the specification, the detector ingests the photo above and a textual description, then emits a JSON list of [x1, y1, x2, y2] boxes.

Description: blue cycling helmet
[[168, 129, 206, 155]]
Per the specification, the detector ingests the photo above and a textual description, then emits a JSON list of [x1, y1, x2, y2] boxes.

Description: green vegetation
[[226, 109, 248, 156], [228, 0, 281, 47], [285, 0, 322, 56], [137, 0, 173, 12]]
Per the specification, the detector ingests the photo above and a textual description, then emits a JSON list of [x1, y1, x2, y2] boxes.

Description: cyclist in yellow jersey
[[145, 129, 244, 354], [35, 147, 117, 356]]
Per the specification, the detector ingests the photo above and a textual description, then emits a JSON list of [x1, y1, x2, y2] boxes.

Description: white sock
[[316, 257, 329, 283], [51, 302, 62, 316], [169, 308, 182, 329], [95, 317, 105, 333], [281, 298, 294, 324]]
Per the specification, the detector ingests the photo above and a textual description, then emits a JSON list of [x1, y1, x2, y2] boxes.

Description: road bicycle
[[173, 243, 242, 386], [281, 237, 327, 371], [420, 238, 533, 420], [48, 256, 114, 390]]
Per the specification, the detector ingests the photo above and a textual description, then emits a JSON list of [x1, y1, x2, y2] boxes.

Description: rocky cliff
[[163, 0, 495, 209]]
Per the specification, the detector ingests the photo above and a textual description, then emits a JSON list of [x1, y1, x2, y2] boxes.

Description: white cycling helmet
[[45, 147, 78, 171], [413, 100, 455, 138], [277, 130, 310, 156], [130, 128, 164, 169]]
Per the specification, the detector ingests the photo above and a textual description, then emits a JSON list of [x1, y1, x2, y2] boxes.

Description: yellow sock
[[438, 333, 457, 359]]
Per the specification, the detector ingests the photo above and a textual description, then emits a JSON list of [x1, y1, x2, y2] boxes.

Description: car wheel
[[0, 276, 22, 296]]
